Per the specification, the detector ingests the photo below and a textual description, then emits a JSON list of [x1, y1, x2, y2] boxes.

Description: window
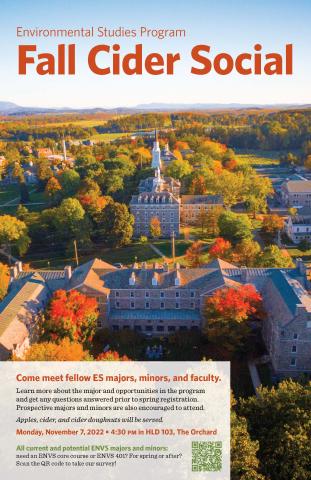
[[179, 326, 188, 331], [293, 333, 298, 339], [145, 326, 153, 332], [145, 302, 150, 309], [130, 291, 134, 297], [190, 291, 195, 298], [123, 325, 130, 330], [112, 325, 119, 331], [115, 291, 119, 297], [134, 325, 142, 332], [160, 302, 164, 309], [191, 302, 195, 309], [307, 321, 311, 328], [145, 291, 150, 298], [168, 326, 176, 332], [290, 358, 296, 366], [175, 291, 180, 298], [130, 302, 135, 309], [175, 303, 180, 309], [292, 345, 297, 353], [115, 301, 120, 308], [160, 292, 164, 298], [157, 326, 164, 332]]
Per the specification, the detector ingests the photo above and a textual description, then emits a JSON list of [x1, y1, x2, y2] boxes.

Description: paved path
[[150, 244, 167, 260], [0, 188, 36, 207], [0, 247, 19, 264], [248, 360, 262, 397]]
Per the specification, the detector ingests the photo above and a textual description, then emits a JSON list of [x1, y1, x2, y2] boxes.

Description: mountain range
[[0, 101, 310, 116]]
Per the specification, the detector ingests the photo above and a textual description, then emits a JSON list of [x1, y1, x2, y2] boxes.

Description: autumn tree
[[239, 380, 311, 480], [203, 285, 262, 351], [196, 209, 210, 233], [0, 262, 9, 301], [0, 214, 30, 255], [209, 237, 232, 260], [39, 290, 98, 348], [45, 176, 62, 204], [150, 216, 162, 239], [231, 410, 265, 480], [96, 350, 130, 361], [185, 240, 204, 267], [189, 175, 207, 195], [205, 206, 223, 237], [233, 238, 261, 267], [14, 338, 91, 361], [257, 245, 294, 268], [262, 215, 285, 235]]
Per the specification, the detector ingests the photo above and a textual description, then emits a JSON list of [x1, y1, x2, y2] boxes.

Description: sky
[[0, 0, 310, 108]]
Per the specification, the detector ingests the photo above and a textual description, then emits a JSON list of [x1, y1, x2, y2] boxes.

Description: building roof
[[109, 309, 201, 321], [0, 273, 46, 337], [181, 195, 223, 205], [269, 270, 311, 316], [130, 191, 180, 205], [284, 180, 311, 193]]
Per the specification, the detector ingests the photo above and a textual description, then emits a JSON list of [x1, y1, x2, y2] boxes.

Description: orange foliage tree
[[209, 237, 232, 260], [13, 338, 91, 361], [203, 285, 263, 350], [39, 290, 98, 348], [262, 214, 285, 234], [185, 241, 204, 267], [96, 350, 130, 361]]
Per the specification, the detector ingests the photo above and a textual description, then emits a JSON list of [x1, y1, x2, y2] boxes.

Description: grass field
[[235, 150, 280, 166], [90, 132, 130, 142], [0, 184, 20, 204]]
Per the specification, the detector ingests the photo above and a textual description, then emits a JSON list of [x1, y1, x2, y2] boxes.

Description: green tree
[[97, 201, 134, 247], [218, 211, 252, 242], [53, 198, 87, 241], [59, 169, 80, 197], [239, 380, 311, 480], [166, 158, 192, 179], [233, 238, 261, 266], [231, 410, 265, 480], [0, 214, 30, 255], [257, 245, 294, 268]]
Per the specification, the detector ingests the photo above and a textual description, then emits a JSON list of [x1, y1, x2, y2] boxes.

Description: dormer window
[[175, 274, 181, 286], [152, 274, 158, 286], [129, 272, 136, 286]]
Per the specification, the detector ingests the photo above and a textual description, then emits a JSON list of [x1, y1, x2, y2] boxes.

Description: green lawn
[[235, 150, 280, 166], [24, 241, 164, 270], [90, 132, 130, 143], [0, 184, 20, 205], [288, 248, 311, 261]]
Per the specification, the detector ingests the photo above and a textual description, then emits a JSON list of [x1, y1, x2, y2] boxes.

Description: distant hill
[[0, 100, 310, 116]]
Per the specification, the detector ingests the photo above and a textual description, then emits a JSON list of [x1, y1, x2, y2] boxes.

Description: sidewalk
[[248, 360, 262, 397]]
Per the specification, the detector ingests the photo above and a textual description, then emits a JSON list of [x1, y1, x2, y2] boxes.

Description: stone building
[[2, 257, 311, 379], [281, 180, 311, 207], [181, 195, 223, 225], [285, 207, 311, 244]]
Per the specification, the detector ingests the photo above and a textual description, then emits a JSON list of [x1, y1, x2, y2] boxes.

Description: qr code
[[192, 441, 222, 472]]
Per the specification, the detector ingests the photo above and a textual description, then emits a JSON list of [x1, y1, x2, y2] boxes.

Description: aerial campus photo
[[0, 103, 310, 477]]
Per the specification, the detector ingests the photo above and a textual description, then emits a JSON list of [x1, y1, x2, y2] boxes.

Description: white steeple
[[151, 129, 162, 170], [152, 166, 163, 191]]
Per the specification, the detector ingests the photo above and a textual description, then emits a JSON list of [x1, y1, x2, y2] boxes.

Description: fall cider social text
[[18, 43, 293, 76]]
